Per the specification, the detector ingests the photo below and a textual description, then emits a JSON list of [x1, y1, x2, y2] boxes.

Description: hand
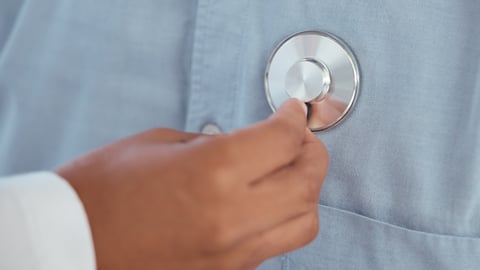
[[57, 99, 329, 270]]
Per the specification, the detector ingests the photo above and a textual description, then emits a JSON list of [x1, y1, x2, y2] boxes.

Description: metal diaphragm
[[265, 31, 360, 131]]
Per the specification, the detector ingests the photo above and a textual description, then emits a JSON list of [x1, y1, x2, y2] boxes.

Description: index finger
[[222, 98, 308, 182]]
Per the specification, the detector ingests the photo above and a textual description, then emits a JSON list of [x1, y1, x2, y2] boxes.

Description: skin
[[57, 99, 329, 270]]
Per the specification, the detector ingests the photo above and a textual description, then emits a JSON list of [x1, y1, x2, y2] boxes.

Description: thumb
[[268, 98, 308, 133]]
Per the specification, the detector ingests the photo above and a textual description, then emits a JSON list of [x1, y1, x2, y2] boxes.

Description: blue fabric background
[[1, 0, 479, 269]]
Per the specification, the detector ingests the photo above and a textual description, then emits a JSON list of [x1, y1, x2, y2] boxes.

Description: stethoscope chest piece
[[265, 31, 360, 131]]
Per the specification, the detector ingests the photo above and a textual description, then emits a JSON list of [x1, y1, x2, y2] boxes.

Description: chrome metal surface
[[265, 31, 360, 131]]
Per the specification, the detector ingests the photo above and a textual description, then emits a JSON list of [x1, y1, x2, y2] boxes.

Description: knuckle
[[289, 211, 320, 250], [293, 174, 318, 206], [302, 161, 318, 180], [304, 212, 320, 244], [209, 174, 233, 194], [207, 168, 232, 197], [212, 135, 236, 163], [298, 165, 322, 200], [314, 141, 329, 165], [200, 137, 236, 193], [301, 181, 319, 204]]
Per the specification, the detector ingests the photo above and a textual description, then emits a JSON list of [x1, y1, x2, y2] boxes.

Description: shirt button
[[200, 123, 222, 135]]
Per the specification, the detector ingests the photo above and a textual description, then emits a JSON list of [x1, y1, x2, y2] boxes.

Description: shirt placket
[[184, 1, 288, 269], [185, 0, 248, 134]]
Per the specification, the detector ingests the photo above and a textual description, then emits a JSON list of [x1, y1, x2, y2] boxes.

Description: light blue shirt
[[1, 0, 479, 269]]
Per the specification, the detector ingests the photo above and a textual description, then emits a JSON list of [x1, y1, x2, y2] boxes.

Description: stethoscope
[[265, 31, 360, 132]]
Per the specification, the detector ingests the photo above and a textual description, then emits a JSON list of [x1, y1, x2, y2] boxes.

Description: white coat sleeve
[[0, 172, 96, 270]]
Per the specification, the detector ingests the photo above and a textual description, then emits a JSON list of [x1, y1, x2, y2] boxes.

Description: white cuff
[[0, 172, 96, 270]]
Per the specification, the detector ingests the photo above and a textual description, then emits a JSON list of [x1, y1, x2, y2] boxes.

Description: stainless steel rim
[[265, 30, 360, 132]]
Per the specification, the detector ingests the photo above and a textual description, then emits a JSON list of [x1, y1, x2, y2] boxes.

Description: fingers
[[226, 209, 320, 270], [218, 134, 327, 245], [212, 98, 308, 183], [238, 138, 327, 234], [239, 134, 326, 267], [247, 209, 319, 266]]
